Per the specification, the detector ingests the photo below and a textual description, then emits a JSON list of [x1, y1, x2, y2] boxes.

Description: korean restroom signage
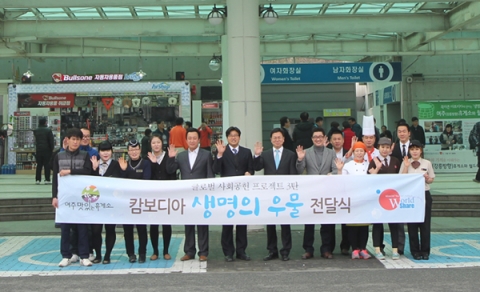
[[260, 62, 402, 84]]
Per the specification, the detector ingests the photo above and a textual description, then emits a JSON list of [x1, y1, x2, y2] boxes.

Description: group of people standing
[[50, 112, 435, 267]]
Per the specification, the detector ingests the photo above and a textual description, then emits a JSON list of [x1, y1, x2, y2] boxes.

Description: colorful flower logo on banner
[[81, 185, 100, 203]]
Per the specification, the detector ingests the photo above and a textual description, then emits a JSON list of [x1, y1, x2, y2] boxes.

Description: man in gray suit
[[166, 128, 214, 262], [296, 127, 338, 259]]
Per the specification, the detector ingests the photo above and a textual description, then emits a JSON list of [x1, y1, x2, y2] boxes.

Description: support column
[[226, 0, 262, 151]]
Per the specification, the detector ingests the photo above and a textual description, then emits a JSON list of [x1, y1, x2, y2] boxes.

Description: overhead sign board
[[260, 62, 402, 84]]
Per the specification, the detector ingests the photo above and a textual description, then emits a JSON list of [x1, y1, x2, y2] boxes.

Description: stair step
[[0, 212, 55, 222], [432, 201, 480, 210], [0, 205, 54, 213], [0, 198, 52, 206], [432, 195, 480, 201], [432, 209, 480, 217]]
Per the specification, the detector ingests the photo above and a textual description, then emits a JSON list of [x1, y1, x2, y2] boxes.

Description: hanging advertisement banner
[[17, 93, 75, 108], [418, 101, 480, 173], [52, 72, 144, 83], [56, 174, 425, 225]]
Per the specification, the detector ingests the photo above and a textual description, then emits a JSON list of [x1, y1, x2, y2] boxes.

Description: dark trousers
[[221, 225, 248, 256], [476, 156, 480, 181], [35, 153, 51, 182], [70, 224, 93, 255], [372, 223, 399, 248], [266, 225, 291, 256], [150, 225, 172, 255], [408, 191, 433, 256], [91, 224, 116, 260], [61, 223, 89, 259], [184, 225, 209, 257], [397, 223, 406, 252], [303, 224, 336, 255], [123, 224, 148, 256], [347, 225, 369, 250], [340, 224, 350, 251]]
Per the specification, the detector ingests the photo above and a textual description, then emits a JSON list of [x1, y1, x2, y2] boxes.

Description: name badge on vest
[[136, 169, 143, 173]]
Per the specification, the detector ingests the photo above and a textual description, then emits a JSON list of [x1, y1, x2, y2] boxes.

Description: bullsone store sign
[[52, 72, 144, 83]]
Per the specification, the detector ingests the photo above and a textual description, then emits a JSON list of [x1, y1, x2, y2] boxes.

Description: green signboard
[[418, 101, 480, 119]]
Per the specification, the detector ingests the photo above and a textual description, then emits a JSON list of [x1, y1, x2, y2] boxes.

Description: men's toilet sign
[[369, 62, 395, 82]]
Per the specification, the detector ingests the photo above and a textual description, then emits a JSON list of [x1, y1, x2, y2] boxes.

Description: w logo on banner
[[377, 189, 401, 211]]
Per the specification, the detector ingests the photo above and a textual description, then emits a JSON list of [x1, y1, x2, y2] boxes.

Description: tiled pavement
[[1, 231, 480, 277]]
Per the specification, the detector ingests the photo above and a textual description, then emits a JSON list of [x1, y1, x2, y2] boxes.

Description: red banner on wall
[[18, 93, 75, 108]]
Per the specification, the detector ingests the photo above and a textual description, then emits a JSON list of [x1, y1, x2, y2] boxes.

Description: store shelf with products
[[201, 102, 223, 147]]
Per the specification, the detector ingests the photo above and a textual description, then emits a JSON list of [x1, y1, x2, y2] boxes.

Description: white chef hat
[[362, 115, 375, 136]]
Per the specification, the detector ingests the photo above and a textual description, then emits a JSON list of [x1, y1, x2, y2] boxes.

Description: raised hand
[[390, 142, 395, 154], [216, 140, 226, 157], [296, 145, 305, 161], [334, 158, 344, 173], [323, 139, 330, 147], [147, 152, 157, 163], [118, 157, 128, 170], [167, 144, 178, 158], [374, 157, 383, 169], [402, 156, 410, 169], [254, 141, 263, 156], [351, 136, 358, 148], [90, 156, 99, 171]]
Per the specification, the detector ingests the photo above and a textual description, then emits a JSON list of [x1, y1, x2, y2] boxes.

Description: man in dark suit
[[390, 122, 411, 255], [214, 126, 254, 262], [253, 128, 297, 261], [166, 128, 214, 262], [280, 116, 295, 152], [296, 128, 338, 259], [410, 117, 426, 146]]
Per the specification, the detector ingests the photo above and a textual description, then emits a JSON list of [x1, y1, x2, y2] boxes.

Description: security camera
[[209, 59, 221, 71]]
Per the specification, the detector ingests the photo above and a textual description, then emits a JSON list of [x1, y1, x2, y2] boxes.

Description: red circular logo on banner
[[378, 189, 400, 210]]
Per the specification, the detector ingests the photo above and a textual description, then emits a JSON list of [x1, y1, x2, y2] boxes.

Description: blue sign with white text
[[260, 62, 402, 84]]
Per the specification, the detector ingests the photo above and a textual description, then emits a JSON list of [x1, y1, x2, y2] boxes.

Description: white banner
[[56, 174, 426, 225]]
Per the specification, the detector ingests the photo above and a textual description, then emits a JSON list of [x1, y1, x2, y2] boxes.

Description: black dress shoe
[[422, 255, 429, 260], [263, 253, 279, 261], [128, 254, 137, 263], [341, 249, 350, 256], [321, 252, 333, 259], [102, 259, 111, 264], [92, 257, 102, 264], [398, 250, 404, 255], [281, 255, 290, 261], [225, 255, 234, 262], [413, 254, 422, 260], [138, 254, 146, 263], [236, 254, 251, 261], [301, 252, 313, 259]]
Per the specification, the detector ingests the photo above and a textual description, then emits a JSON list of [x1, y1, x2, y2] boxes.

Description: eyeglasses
[[312, 135, 325, 139], [82, 136, 91, 139], [128, 148, 140, 152], [228, 134, 239, 138]]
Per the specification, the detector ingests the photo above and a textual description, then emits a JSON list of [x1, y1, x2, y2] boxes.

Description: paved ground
[[1, 229, 480, 277]]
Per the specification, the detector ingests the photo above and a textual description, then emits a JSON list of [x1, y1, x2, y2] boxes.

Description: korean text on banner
[[56, 174, 425, 225]]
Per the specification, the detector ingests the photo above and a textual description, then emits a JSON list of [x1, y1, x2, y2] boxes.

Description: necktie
[[100, 163, 108, 176], [232, 148, 238, 155], [402, 144, 406, 157], [384, 158, 388, 168], [275, 149, 280, 170]]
